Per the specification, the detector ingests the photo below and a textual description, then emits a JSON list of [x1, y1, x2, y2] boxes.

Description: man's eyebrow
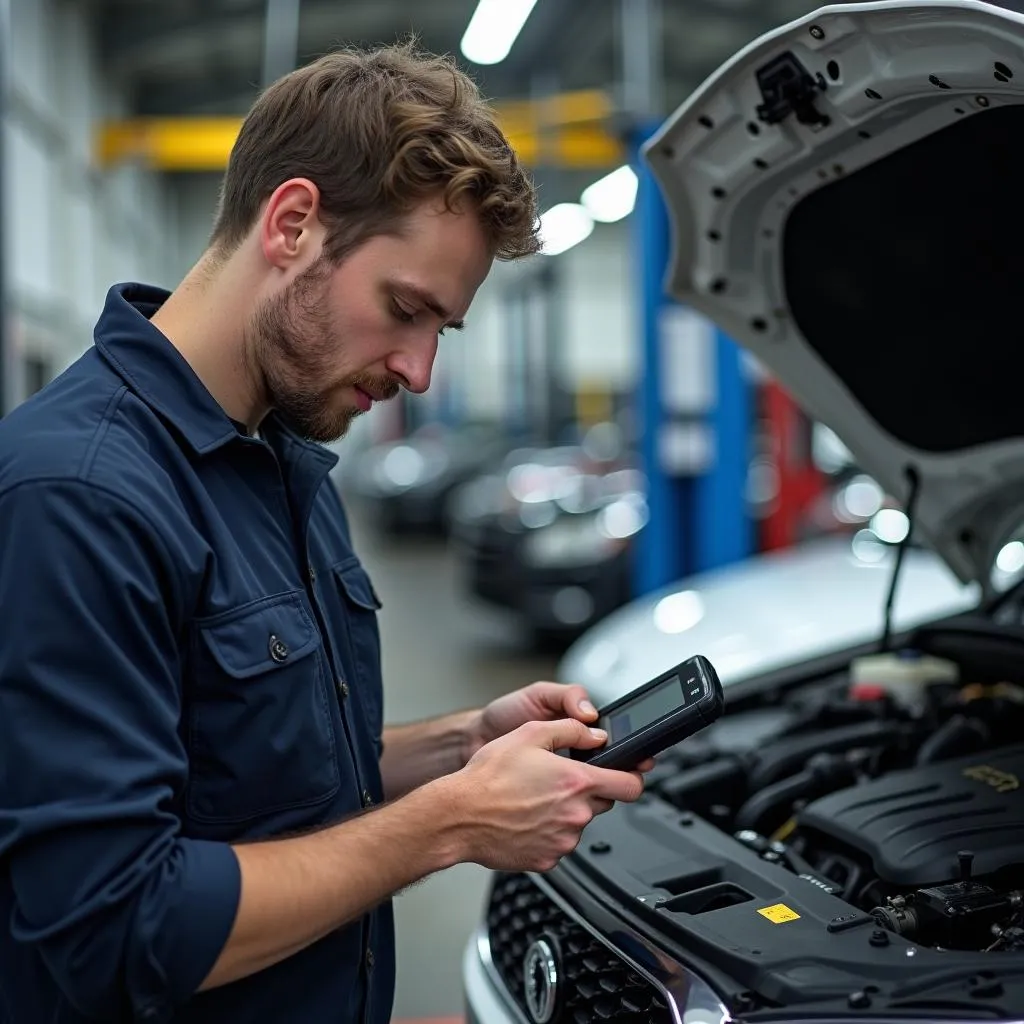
[[399, 283, 466, 330]]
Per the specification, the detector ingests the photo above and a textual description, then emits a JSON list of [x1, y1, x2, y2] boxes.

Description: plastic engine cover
[[796, 744, 1024, 887]]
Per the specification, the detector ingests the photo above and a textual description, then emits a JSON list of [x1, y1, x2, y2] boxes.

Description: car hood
[[558, 534, 978, 705], [644, 0, 1024, 592]]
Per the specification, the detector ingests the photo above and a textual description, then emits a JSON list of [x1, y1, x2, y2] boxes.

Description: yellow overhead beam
[[493, 88, 615, 132], [95, 89, 624, 173], [97, 118, 242, 172]]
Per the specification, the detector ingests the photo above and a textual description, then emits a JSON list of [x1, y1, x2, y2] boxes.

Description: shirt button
[[366, 948, 375, 970], [337, 679, 350, 699], [308, 564, 316, 583], [268, 635, 289, 663], [362, 790, 374, 808]]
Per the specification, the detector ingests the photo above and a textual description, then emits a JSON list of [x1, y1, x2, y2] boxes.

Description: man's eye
[[391, 300, 415, 324]]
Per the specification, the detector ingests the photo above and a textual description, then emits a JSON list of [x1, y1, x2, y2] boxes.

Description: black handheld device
[[571, 654, 725, 770]]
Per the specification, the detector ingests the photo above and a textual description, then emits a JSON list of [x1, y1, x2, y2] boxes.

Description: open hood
[[645, 0, 1024, 592]]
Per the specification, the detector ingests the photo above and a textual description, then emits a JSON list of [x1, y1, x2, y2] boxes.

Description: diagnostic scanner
[[571, 654, 725, 771]]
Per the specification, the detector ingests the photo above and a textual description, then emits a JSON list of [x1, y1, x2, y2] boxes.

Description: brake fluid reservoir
[[849, 651, 959, 713]]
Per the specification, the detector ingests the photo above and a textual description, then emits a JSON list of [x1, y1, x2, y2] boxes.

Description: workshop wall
[[428, 221, 636, 428], [4, 0, 181, 406], [559, 219, 636, 394], [172, 173, 223, 281]]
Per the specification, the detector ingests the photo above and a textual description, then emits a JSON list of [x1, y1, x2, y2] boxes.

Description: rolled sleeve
[[127, 839, 241, 1013], [0, 479, 240, 1020]]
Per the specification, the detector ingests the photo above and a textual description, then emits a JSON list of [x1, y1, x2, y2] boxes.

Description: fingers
[[523, 716, 607, 752], [582, 764, 646, 804], [526, 681, 598, 723], [561, 684, 598, 722]]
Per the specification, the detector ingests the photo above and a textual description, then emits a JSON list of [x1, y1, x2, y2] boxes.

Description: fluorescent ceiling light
[[581, 165, 638, 223], [461, 0, 540, 65], [539, 203, 594, 256]]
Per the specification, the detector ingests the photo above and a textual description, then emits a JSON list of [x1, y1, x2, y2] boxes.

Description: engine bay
[[557, 617, 1024, 1015], [637, 642, 1024, 956]]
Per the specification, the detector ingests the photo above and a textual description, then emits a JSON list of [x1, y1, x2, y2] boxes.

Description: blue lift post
[[632, 121, 685, 595], [631, 122, 753, 596]]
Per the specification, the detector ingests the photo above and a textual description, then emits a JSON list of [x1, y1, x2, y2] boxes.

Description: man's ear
[[259, 178, 326, 272]]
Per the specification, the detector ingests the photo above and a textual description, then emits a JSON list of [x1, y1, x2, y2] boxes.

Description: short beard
[[244, 259, 396, 444]]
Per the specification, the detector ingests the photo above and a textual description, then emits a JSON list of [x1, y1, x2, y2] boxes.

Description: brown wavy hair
[[210, 40, 541, 263]]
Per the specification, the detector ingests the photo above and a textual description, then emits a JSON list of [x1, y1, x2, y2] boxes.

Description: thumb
[[530, 717, 607, 752]]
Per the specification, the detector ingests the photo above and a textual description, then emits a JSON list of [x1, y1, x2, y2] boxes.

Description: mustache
[[349, 372, 402, 402]]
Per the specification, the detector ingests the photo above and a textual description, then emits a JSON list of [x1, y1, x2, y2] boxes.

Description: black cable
[[881, 465, 921, 653]]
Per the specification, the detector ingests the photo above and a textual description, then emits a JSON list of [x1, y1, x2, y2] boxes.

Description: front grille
[[486, 872, 671, 1024]]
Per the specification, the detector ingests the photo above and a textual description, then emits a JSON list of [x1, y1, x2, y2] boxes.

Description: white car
[[463, 5, 1024, 1024], [559, 534, 980, 707]]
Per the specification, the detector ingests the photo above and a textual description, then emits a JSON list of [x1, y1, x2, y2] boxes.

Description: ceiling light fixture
[[460, 0, 540, 65], [581, 164, 639, 222], [539, 203, 595, 256]]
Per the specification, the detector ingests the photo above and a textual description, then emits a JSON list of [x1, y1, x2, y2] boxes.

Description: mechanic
[[0, 41, 650, 1024]]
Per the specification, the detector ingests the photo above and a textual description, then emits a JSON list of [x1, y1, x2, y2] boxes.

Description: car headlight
[[523, 515, 616, 568], [371, 445, 448, 493]]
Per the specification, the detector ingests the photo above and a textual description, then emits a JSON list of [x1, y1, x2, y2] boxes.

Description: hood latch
[[756, 52, 830, 128]]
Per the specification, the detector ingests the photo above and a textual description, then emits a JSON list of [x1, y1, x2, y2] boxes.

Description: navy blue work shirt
[[0, 284, 395, 1023]]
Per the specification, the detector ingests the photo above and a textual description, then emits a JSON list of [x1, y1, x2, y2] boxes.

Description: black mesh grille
[[486, 872, 671, 1024]]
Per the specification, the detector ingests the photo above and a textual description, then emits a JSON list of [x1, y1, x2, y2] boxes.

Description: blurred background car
[[448, 422, 645, 646], [345, 422, 513, 537]]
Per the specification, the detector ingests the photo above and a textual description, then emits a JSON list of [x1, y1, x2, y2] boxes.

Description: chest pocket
[[331, 557, 385, 751], [186, 590, 340, 824]]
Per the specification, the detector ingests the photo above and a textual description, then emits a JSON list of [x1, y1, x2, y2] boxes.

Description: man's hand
[[436, 717, 646, 873], [464, 681, 654, 772], [465, 680, 597, 757], [380, 681, 651, 803]]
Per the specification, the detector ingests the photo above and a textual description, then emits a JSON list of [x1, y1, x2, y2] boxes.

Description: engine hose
[[736, 750, 862, 835], [734, 770, 817, 835], [915, 714, 990, 765], [747, 719, 903, 790]]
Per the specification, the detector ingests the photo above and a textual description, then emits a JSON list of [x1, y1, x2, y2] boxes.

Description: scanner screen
[[604, 674, 695, 742]]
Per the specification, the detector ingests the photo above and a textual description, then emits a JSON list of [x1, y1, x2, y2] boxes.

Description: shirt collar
[[94, 282, 243, 455], [92, 282, 338, 475]]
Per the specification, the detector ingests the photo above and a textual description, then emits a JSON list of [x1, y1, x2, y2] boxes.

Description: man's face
[[247, 197, 493, 443]]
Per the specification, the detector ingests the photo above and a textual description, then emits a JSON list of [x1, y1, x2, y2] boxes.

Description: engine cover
[[796, 743, 1024, 887]]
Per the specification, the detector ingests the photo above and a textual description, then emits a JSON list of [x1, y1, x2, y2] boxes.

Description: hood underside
[[644, 0, 1024, 591]]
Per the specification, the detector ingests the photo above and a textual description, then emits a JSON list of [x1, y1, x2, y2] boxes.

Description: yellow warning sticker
[[758, 903, 801, 924]]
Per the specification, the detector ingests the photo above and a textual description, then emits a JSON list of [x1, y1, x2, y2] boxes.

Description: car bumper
[[462, 928, 524, 1024]]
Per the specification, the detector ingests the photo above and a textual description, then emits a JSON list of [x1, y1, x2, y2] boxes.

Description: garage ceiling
[[78, 0, 835, 201], [83, 0, 834, 115]]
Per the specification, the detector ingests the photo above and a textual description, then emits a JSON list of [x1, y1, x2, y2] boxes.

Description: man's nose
[[386, 334, 438, 395]]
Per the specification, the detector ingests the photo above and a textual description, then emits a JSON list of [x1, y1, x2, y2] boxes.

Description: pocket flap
[[199, 591, 320, 679], [333, 559, 383, 610]]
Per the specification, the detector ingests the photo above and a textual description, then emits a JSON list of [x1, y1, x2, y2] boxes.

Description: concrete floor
[[345, 505, 560, 1021]]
